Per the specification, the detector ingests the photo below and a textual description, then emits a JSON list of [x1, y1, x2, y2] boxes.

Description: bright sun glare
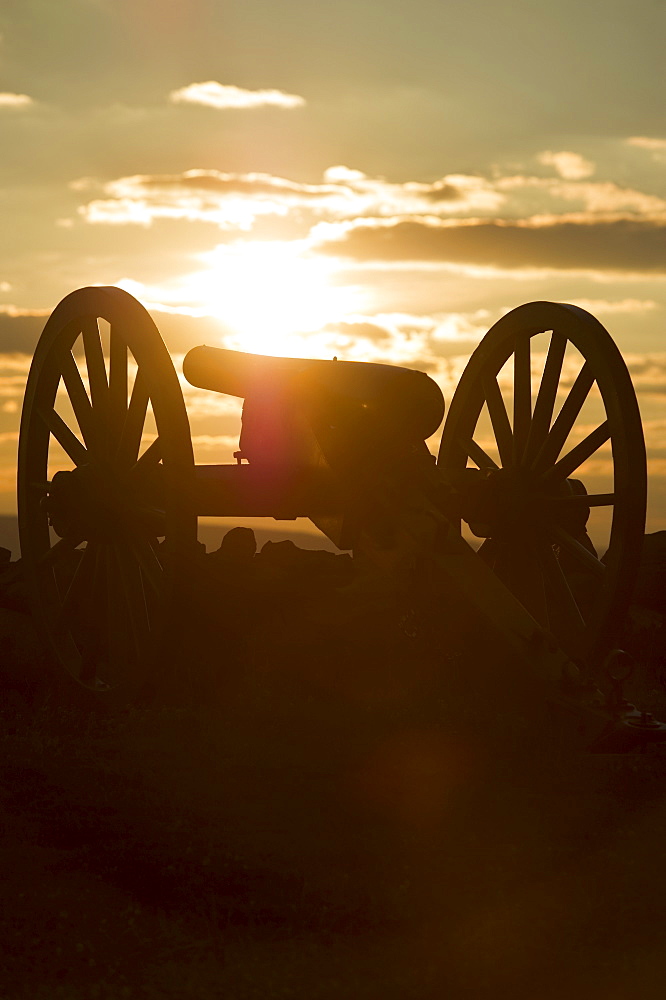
[[190, 241, 360, 357]]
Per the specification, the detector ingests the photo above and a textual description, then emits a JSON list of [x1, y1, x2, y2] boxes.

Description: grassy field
[[2, 548, 666, 998]]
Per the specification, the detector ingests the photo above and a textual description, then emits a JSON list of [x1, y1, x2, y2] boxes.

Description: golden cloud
[[169, 82, 305, 110], [627, 137, 666, 151], [75, 168, 502, 230], [537, 151, 595, 180], [0, 311, 48, 354], [311, 216, 666, 274], [570, 299, 659, 316], [0, 92, 33, 109], [496, 175, 666, 215], [73, 161, 666, 252]]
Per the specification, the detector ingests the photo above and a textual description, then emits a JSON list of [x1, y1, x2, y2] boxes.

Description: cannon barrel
[[183, 345, 445, 442]]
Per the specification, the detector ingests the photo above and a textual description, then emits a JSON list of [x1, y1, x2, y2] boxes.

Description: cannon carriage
[[16, 286, 665, 750]]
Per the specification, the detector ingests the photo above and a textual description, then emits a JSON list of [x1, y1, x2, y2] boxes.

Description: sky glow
[[0, 1, 665, 530]]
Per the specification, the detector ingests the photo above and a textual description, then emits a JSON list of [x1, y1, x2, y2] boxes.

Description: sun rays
[[184, 241, 362, 358]]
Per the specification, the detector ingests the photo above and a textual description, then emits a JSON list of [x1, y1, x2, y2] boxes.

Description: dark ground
[[2, 533, 666, 999]]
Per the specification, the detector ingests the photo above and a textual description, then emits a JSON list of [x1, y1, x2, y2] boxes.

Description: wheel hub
[[458, 467, 590, 540], [44, 465, 165, 541]]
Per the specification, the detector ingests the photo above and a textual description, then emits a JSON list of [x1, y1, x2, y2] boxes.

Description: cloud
[[627, 136, 666, 151], [74, 160, 666, 244], [71, 163, 666, 283], [169, 81, 305, 110], [310, 216, 666, 274], [0, 92, 33, 109], [0, 309, 48, 353], [626, 136, 666, 165], [279, 310, 493, 370], [537, 151, 595, 180], [570, 299, 659, 316], [623, 355, 666, 396], [190, 434, 242, 450], [323, 166, 367, 183], [76, 167, 504, 230], [496, 175, 666, 216]]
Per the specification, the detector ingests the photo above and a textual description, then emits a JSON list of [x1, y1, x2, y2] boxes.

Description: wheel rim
[[18, 286, 196, 694], [437, 301, 646, 671]]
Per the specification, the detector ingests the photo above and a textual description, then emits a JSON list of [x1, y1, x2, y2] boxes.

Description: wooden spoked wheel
[[438, 301, 646, 672], [17, 287, 197, 697]]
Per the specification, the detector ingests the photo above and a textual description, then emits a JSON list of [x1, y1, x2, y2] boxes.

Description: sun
[[191, 240, 359, 357]]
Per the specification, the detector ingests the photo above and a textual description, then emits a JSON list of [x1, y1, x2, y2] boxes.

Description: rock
[[208, 526, 257, 569], [0, 559, 29, 614]]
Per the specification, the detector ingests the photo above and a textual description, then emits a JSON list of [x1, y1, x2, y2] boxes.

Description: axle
[[191, 464, 341, 519]]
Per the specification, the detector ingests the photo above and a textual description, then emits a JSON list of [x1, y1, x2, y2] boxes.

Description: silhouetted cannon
[[16, 287, 666, 750], [184, 344, 445, 548], [184, 344, 445, 442]]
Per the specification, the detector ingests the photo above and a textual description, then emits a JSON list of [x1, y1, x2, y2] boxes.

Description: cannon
[[16, 286, 666, 750]]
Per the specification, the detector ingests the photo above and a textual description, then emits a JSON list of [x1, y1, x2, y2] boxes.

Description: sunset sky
[[1, 0, 665, 531]]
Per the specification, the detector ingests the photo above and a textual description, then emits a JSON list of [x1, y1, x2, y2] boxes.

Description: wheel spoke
[[117, 369, 149, 466], [522, 545, 549, 628], [549, 524, 606, 578], [130, 536, 165, 596], [467, 437, 499, 470], [437, 300, 647, 675], [60, 352, 97, 452], [36, 535, 85, 567], [114, 543, 151, 664], [105, 543, 131, 675], [524, 331, 567, 463], [487, 539, 515, 590], [535, 540, 586, 637], [532, 363, 595, 474], [513, 334, 531, 465], [554, 492, 615, 508], [38, 406, 89, 467], [543, 421, 610, 484], [57, 544, 96, 625], [78, 544, 107, 682], [109, 327, 128, 435], [131, 437, 162, 476], [501, 537, 549, 626], [481, 374, 513, 467], [82, 318, 108, 416], [19, 288, 197, 696], [79, 632, 101, 683], [477, 537, 497, 566], [99, 541, 143, 683]]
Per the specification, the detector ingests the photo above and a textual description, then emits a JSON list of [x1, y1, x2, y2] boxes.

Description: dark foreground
[[2, 536, 666, 999]]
